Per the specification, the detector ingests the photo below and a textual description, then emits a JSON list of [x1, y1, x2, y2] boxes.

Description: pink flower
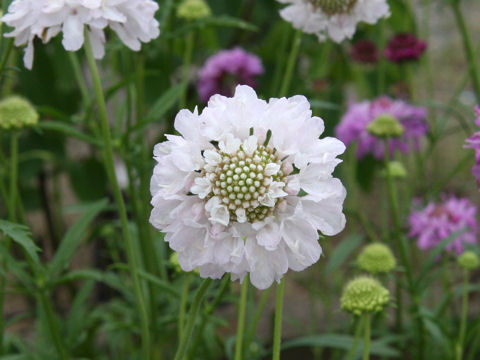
[[335, 96, 428, 159], [384, 33, 427, 63], [409, 196, 478, 255], [197, 48, 264, 103], [465, 106, 480, 187]]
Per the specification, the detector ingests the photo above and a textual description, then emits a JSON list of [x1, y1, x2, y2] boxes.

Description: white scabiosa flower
[[277, 0, 390, 43], [1, 0, 160, 69], [150, 85, 347, 289]]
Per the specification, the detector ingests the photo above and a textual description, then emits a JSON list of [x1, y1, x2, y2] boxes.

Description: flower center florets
[[309, 0, 357, 15], [191, 134, 291, 225]]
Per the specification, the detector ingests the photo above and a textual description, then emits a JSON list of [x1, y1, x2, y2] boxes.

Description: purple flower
[[335, 96, 428, 159], [465, 106, 480, 187], [409, 196, 478, 255], [197, 48, 264, 102], [384, 33, 427, 63], [350, 40, 378, 64]]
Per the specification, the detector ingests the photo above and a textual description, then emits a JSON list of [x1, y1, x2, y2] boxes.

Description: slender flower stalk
[[174, 278, 213, 360], [83, 36, 151, 359], [456, 269, 469, 360], [178, 273, 192, 340], [180, 31, 194, 109], [234, 276, 249, 360], [280, 29, 302, 97], [244, 287, 273, 357], [363, 314, 371, 360], [346, 316, 365, 360], [451, 0, 480, 104], [8, 132, 18, 222], [272, 278, 286, 360], [0, 38, 13, 80]]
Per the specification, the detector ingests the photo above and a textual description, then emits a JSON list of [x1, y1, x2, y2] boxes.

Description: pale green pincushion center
[[310, 0, 357, 15], [207, 146, 286, 223]]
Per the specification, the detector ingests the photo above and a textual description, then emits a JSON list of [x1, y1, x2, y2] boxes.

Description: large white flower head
[[277, 0, 390, 43], [1, 0, 160, 69], [150, 85, 347, 290]]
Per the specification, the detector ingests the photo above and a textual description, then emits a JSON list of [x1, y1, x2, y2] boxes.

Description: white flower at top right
[[277, 0, 390, 43]]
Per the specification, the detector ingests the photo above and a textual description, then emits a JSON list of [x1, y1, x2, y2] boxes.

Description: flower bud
[[367, 114, 404, 138], [357, 243, 396, 274], [177, 0, 211, 21], [458, 251, 480, 271], [0, 96, 39, 130], [341, 276, 390, 316], [382, 161, 407, 179]]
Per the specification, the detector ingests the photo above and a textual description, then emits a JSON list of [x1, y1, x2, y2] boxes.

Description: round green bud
[[357, 243, 396, 274], [341, 276, 390, 316], [367, 114, 404, 138], [177, 0, 211, 20], [0, 96, 39, 130], [382, 161, 407, 179], [458, 251, 480, 271]]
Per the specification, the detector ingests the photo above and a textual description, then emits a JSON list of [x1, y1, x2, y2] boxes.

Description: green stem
[[234, 276, 249, 360], [83, 36, 151, 359], [362, 314, 371, 360], [451, 0, 480, 104], [279, 29, 302, 97], [178, 273, 192, 340], [376, 19, 386, 95], [456, 270, 470, 360], [8, 132, 18, 222], [0, 38, 13, 80], [179, 31, 194, 109], [67, 52, 89, 106], [174, 278, 213, 360], [244, 287, 273, 357], [272, 278, 285, 360], [38, 290, 69, 359], [346, 316, 365, 360]]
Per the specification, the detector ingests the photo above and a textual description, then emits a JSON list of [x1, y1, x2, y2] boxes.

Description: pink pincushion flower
[[384, 33, 427, 63], [335, 96, 428, 159], [197, 48, 264, 103], [409, 196, 478, 255], [465, 106, 480, 187]]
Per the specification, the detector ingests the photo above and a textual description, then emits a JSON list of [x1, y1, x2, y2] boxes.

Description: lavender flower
[[197, 48, 264, 103], [409, 196, 478, 255], [384, 33, 427, 63], [465, 106, 480, 187], [335, 96, 428, 159]]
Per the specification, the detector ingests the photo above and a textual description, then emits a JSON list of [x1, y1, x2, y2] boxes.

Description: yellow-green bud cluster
[[458, 251, 480, 271], [0, 96, 39, 130], [367, 114, 404, 138], [341, 276, 390, 316], [383, 161, 407, 179], [310, 0, 357, 15], [357, 243, 396, 274], [177, 0, 211, 20]]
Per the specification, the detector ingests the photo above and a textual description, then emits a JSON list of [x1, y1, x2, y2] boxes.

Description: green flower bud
[[0, 96, 39, 130], [357, 243, 396, 274], [367, 114, 404, 138], [458, 251, 480, 271], [382, 161, 407, 179], [177, 0, 211, 21], [341, 276, 390, 316]]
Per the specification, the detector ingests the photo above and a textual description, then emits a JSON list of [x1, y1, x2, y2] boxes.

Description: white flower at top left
[[1, 0, 160, 69]]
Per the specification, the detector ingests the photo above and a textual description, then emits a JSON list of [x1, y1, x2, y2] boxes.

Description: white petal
[[242, 135, 258, 156]]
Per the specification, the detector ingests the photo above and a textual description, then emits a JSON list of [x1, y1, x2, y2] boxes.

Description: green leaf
[[0, 220, 40, 265], [37, 121, 102, 147], [325, 234, 363, 274], [128, 83, 185, 135], [47, 199, 108, 278], [280, 334, 400, 357]]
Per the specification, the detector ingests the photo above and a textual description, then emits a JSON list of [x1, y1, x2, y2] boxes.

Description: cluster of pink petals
[[465, 106, 480, 187], [409, 196, 478, 255], [335, 96, 428, 159], [197, 47, 264, 103], [384, 33, 427, 63]]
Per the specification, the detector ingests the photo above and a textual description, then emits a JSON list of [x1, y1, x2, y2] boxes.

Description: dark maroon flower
[[384, 33, 427, 63], [350, 40, 378, 64]]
